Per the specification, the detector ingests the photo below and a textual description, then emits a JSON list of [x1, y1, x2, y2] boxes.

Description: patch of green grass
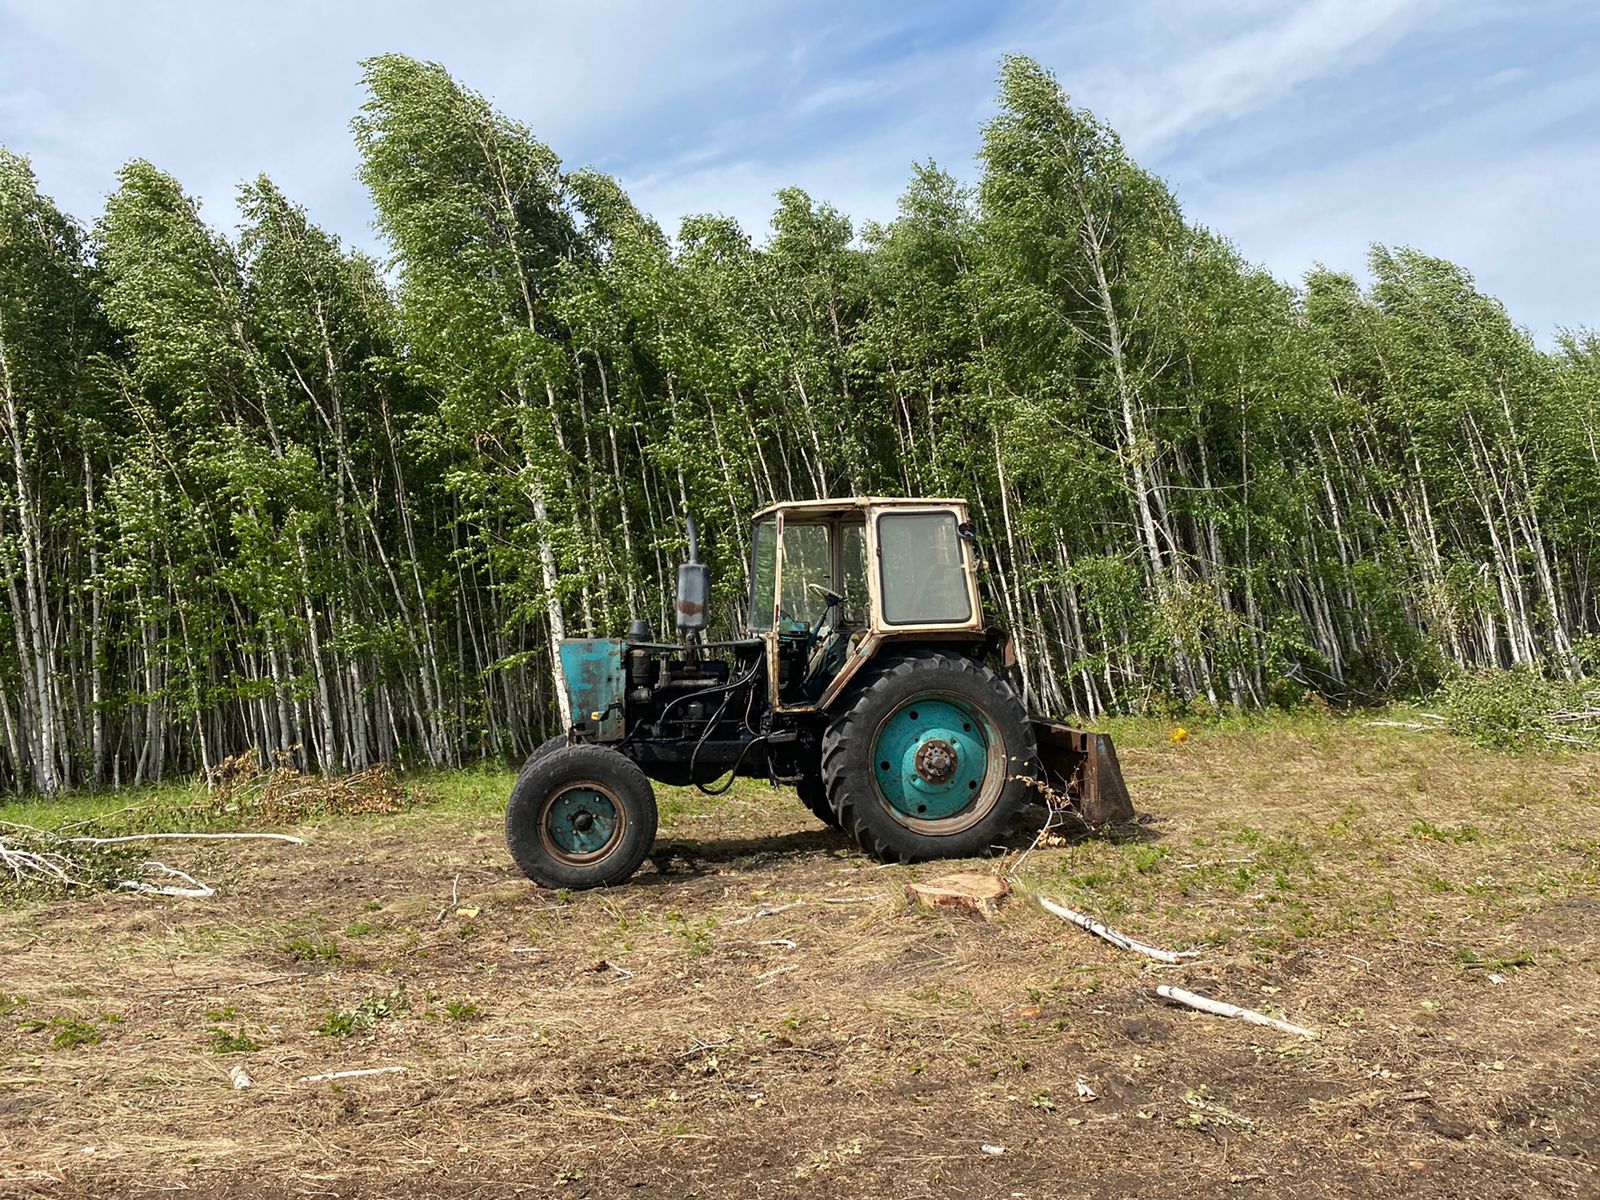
[[208, 1026, 262, 1054], [18, 1013, 107, 1050], [665, 911, 716, 956], [344, 920, 375, 938], [315, 989, 408, 1037], [443, 999, 482, 1022], [1409, 818, 1484, 844], [279, 934, 342, 964]]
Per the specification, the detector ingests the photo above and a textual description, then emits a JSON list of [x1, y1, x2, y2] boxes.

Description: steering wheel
[[806, 583, 842, 646]]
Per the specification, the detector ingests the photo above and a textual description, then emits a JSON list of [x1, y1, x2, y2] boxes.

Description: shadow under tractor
[[505, 496, 1132, 888]]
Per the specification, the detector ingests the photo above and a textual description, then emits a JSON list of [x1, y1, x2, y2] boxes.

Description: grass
[[0, 712, 1597, 1198]]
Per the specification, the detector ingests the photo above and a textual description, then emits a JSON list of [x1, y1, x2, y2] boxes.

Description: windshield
[[877, 511, 973, 625], [748, 518, 776, 631]]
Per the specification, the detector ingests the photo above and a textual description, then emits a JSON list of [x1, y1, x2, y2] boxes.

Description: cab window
[[877, 511, 972, 625], [778, 523, 831, 624], [840, 522, 868, 622]]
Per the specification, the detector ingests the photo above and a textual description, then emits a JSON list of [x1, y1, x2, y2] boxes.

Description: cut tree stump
[[905, 872, 1010, 919]]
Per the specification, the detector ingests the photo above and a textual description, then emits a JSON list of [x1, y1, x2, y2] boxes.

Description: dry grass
[[1, 715, 1597, 1199]]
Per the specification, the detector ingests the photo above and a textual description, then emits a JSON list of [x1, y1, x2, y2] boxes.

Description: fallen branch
[[1156, 984, 1317, 1038], [1036, 895, 1199, 964], [116, 861, 215, 899], [298, 1065, 407, 1084], [67, 831, 305, 846]]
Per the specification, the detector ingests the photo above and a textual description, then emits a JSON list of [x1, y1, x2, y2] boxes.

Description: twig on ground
[[66, 832, 305, 846], [755, 965, 798, 987], [727, 896, 879, 925], [1156, 984, 1318, 1038], [724, 901, 807, 925], [299, 1066, 408, 1084], [146, 971, 314, 996], [757, 938, 798, 949], [436, 873, 461, 923], [116, 861, 215, 898], [1035, 895, 1200, 963]]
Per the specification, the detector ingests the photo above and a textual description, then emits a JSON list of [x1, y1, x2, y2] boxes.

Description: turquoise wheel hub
[[872, 697, 996, 821], [543, 785, 621, 860]]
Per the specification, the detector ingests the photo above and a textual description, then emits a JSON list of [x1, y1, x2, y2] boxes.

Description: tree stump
[[905, 872, 1011, 920]]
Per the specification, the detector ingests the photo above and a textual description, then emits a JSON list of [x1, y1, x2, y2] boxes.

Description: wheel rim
[[538, 781, 626, 864], [870, 694, 1006, 834]]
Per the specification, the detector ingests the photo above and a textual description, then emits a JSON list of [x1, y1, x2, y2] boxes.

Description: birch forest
[[2, 54, 1597, 794]]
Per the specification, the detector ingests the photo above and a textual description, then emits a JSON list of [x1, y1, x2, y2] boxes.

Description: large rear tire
[[821, 652, 1036, 862], [505, 745, 658, 889], [796, 774, 840, 830]]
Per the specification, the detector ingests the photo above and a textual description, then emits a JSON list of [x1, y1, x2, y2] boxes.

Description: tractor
[[505, 497, 1132, 888]]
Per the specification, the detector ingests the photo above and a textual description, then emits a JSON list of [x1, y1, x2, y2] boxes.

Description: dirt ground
[[2, 717, 1598, 1199]]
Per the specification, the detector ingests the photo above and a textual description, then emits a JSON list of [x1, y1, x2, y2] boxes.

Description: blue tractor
[[505, 497, 1131, 888]]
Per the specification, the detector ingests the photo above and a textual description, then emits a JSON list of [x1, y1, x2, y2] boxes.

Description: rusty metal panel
[[1030, 718, 1134, 825], [559, 638, 626, 742]]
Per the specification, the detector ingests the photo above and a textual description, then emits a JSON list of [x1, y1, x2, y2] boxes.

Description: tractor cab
[[746, 498, 983, 711]]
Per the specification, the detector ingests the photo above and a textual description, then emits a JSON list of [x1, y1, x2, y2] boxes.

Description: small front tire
[[505, 745, 658, 889]]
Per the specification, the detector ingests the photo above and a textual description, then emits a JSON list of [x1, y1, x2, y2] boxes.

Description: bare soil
[[2, 718, 1598, 1199]]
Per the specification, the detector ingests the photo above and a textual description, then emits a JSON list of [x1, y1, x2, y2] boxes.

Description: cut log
[[906, 872, 1010, 919]]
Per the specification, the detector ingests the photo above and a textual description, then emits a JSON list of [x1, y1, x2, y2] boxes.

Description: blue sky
[[2, 0, 1596, 341]]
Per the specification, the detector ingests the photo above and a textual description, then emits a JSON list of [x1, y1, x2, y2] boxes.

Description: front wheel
[[505, 745, 658, 889], [820, 652, 1036, 862]]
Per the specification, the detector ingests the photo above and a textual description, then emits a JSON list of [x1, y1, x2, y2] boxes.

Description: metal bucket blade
[[1030, 719, 1134, 825]]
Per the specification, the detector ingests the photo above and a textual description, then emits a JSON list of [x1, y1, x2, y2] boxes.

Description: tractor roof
[[751, 496, 968, 522]]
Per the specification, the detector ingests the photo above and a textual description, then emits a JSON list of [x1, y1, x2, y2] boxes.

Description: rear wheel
[[821, 652, 1036, 861], [796, 774, 840, 830], [505, 745, 658, 889]]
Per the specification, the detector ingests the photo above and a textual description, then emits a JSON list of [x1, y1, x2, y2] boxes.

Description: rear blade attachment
[[1029, 718, 1134, 825]]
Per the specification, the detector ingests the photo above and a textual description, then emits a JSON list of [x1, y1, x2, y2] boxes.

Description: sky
[[1, 0, 1596, 342]]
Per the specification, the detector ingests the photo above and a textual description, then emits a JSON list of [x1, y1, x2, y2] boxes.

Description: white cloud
[[0, 0, 1592, 339], [1074, 0, 1446, 155]]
